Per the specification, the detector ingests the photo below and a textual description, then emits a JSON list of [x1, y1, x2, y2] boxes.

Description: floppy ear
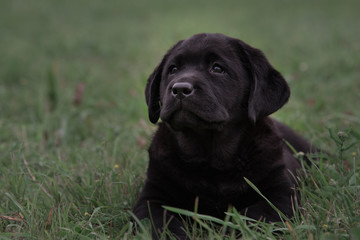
[[145, 40, 184, 124], [145, 58, 166, 124], [236, 40, 290, 123]]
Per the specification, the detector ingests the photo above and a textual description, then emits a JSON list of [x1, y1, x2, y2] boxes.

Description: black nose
[[171, 82, 194, 99]]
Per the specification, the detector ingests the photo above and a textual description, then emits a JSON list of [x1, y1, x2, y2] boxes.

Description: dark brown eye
[[211, 64, 224, 74], [169, 66, 178, 74]]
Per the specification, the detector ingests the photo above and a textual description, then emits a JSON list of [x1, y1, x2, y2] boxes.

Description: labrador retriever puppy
[[133, 33, 313, 239]]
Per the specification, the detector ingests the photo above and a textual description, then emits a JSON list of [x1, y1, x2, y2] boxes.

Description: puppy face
[[146, 33, 290, 131], [159, 35, 250, 130]]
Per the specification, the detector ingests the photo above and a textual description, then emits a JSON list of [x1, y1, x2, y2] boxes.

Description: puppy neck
[[168, 121, 252, 169]]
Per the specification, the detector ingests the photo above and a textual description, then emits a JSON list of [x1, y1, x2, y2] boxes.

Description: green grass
[[1, 0, 359, 239]]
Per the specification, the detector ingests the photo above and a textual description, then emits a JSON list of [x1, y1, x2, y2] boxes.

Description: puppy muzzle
[[171, 82, 194, 100]]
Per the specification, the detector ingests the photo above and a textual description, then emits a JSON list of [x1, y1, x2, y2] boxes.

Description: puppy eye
[[211, 64, 225, 74], [169, 66, 178, 74]]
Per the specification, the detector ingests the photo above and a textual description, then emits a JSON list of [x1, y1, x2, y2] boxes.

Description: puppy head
[[145, 33, 290, 129]]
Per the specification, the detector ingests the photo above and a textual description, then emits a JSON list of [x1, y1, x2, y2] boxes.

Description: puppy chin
[[164, 111, 200, 130], [162, 110, 226, 132]]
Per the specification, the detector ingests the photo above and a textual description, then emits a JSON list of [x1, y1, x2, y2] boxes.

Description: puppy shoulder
[[148, 123, 178, 161], [251, 117, 282, 141], [150, 123, 178, 147]]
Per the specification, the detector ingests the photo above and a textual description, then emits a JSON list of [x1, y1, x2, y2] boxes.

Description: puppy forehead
[[169, 34, 236, 62]]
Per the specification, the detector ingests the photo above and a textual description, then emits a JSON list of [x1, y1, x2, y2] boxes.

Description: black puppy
[[133, 33, 313, 239]]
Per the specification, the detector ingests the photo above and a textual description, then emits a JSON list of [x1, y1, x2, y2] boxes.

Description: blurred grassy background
[[0, 0, 359, 239]]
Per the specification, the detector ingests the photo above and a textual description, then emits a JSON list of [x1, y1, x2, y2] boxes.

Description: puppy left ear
[[236, 40, 290, 123]]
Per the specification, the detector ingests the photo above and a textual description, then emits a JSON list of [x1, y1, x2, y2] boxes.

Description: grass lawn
[[1, 0, 359, 239]]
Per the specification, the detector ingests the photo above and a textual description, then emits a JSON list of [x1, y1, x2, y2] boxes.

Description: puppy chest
[[182, 173, 249, 199]]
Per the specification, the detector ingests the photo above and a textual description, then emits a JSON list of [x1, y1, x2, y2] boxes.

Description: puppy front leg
[[240, 194, 295, 223], [133, 182, 189, 240]]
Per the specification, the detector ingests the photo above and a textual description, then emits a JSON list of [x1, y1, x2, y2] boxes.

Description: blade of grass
[[244, 177, 289, 222], [4, 192, 28, 221]]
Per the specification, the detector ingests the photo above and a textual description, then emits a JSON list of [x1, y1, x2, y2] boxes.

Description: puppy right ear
[[145, 40, 183, 124], [145, 58, 165, 124]]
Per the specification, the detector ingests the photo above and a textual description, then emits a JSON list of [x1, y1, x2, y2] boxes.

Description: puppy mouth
[[160, 101, 229, 131]]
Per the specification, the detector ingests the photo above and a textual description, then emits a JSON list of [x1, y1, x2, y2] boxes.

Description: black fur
[[134, 33, 313, 239]]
